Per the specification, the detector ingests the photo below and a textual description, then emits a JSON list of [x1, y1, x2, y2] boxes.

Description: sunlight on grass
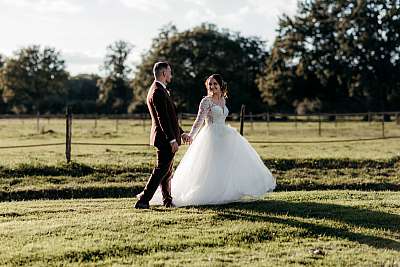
[[0, 119, 399, 167], [0, 191, 399, 266]]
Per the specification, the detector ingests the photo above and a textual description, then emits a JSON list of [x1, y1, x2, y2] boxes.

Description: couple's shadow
[[191, 199, 400, 251]]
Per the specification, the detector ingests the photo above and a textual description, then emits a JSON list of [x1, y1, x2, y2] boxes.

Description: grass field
[[0, 118, 399, 167], [1, 118, 399, 265], [1, 191, 399, 266], [0, 118, 399, 201]]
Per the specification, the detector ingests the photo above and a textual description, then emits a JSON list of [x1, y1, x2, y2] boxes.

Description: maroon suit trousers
[[139, 144, 175, 205]]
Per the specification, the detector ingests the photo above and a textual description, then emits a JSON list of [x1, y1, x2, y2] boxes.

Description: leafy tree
[[66, 74, 100, 114], [0, 54, 6, 113], [0, 46, 68, 114], [0, 54, 4, 69], [337, 0, 400, 112], [131, 23, 268, 113], [258, 0, 400, 113], [97, 40, 133, 113]]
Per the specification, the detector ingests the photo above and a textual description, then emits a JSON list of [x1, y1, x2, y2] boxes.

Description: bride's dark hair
[[205, 74, 228, 98]]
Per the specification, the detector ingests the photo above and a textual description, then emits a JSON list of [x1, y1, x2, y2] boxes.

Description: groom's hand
[[170, 141, 179, 153], [181, 133, 192, 145]]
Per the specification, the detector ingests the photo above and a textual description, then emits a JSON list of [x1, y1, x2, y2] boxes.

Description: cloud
[[67, 63, 100, 75], [219, 6, 251, 26], [184, 7, 215, 25], [247, 0, 298, 18], [62, 51, 103, 74], [0, 0, 83, 14], [184, 5, 250, 28], [62, 50, 140, 75], [118, 0, 169, 12], [182, 0, 298, 32], [63, 51, 103, 65]]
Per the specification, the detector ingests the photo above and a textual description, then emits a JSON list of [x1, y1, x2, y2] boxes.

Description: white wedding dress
[[150, 96, 276, 206]]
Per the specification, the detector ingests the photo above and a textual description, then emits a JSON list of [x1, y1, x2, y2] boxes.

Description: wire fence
[[0, 109, 399, 162]]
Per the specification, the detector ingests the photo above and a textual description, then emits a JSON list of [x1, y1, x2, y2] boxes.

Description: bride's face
[[207, 78, 221, 97]]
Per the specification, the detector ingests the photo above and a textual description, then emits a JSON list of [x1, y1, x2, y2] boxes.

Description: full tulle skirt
[[150, 123, 276, 206]]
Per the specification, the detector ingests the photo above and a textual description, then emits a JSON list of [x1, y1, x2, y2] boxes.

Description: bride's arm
[[189, 97, 210, 138]]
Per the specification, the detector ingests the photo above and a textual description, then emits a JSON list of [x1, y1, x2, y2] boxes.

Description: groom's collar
[[155, 80, 167, 89]]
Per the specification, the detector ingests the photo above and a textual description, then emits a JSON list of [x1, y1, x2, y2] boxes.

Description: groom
[[135, 61, 191, 209]]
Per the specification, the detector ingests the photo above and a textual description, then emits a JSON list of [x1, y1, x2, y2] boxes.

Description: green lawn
[[1, 118, 400, 266], [0, 118, 399, 201], [1, 191, 399, 266], [0, 119, 399, 168], [1, 157, 399, 201]]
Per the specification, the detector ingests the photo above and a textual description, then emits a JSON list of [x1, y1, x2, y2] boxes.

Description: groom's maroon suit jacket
[[147, 81, 183, 148]]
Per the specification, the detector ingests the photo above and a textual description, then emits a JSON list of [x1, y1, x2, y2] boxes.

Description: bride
[[151, 74, 276, 206]]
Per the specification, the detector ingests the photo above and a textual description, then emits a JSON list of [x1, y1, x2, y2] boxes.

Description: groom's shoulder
[[149, 82, 162, 93], [148, 84, 167, 99], [149, 81, 158, 90]]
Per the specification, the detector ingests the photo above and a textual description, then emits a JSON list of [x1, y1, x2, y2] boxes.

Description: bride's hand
[[187, 136, 193, 145], [185, 136, 193, 145], [182, 133, 192, 145]]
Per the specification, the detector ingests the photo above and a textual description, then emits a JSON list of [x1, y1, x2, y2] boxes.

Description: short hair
[[153, 61, 170, 78]]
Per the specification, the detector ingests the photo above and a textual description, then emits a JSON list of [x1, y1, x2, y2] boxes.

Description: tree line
[[0, 0, 399, 115]]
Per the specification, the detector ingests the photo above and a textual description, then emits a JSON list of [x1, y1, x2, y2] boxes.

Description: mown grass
[[0, 191, 399, 266], [0, 118, 398, 201], [1, 119, 399, 265], [0, 157, 399, 201], [0, 119, 399, 168]]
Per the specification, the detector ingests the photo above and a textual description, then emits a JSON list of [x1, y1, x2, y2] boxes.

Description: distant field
[[0, 118, 399, 168]]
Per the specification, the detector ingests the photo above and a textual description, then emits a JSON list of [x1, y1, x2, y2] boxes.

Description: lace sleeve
[[189, 97, 211, 138]]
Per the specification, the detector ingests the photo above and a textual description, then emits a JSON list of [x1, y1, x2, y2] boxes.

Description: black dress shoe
[[135, 192, 144, 200], [134, 201, 150, 209]]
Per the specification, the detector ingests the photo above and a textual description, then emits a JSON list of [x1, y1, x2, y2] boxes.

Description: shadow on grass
[[0, 186, 142, 202], [278, 182, 400, 191], [2, 182, 400, 201], [201, 200, 400, 251]]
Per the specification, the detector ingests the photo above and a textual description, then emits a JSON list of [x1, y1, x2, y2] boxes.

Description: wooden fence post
[[142, 114, 146, 132], [368, 112, 372, 125], [334, 114, 337, 128], [36, 112, 40, 133], [266, 112, 270, 136], [381, 113, 385, 138], [318, 114, 322, 137], [396, 112, 400, 125], [335, 114, 339, 135], [240, 105, 245, 136], [249, 112, 254, 132], [65, 106, 72, 163], [115, 119, 119, 133]]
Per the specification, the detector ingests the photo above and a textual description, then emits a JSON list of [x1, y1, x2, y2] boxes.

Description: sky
[[0, 0, 298, 75]]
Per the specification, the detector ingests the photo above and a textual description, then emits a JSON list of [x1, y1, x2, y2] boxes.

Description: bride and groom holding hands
[[134, 61, 276, 209]]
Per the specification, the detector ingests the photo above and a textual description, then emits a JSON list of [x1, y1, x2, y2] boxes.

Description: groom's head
[[153, 61, 172, 84]]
